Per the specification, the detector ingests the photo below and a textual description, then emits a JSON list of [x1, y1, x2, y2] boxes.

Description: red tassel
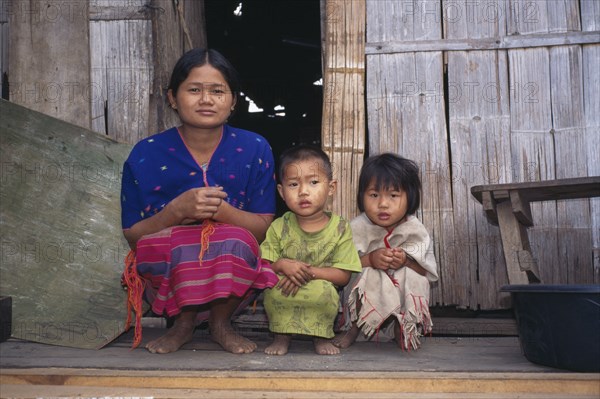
[[123, 250, 144, 349], [198, 219, 215, 264]]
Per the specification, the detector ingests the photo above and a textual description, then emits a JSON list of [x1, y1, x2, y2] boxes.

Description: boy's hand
[[274, 258, 314, 286], [276, 276, 301, 297]]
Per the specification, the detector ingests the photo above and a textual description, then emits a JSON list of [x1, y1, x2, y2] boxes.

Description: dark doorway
[[204, 0, 323, 215]]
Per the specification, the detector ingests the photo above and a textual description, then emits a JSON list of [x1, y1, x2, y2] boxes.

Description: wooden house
[[1, 1, 600, 397], [3, 0, 597, 311]]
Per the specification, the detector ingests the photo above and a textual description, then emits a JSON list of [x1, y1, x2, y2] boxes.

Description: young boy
[[260, 145, 362, 355]]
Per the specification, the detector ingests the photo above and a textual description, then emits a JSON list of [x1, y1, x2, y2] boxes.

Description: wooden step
[[1, 368, 599, 398]]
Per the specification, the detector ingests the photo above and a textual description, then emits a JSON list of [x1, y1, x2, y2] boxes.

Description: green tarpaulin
[[0, 99, 133, 349]]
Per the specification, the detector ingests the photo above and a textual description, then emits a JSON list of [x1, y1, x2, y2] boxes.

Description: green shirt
[[261, 211, 362, 273]]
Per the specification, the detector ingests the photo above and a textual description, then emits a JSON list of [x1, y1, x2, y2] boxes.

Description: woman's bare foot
[[145, 320, 195, 354], [264, 334, 292, 355], [210, 321, 257, 354], [314, 338, 340, 355], [332, 323, 360, 349], [208, 296, 257, 354]]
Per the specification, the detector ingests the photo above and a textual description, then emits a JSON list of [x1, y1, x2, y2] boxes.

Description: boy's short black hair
[[357, 153, 421, 214], [278, 145, 333, 183]]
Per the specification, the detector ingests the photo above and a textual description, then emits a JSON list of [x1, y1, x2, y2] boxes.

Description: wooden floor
[[1, 324, 599, 399]]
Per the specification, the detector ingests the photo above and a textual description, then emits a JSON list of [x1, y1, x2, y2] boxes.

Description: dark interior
[[205, 0, 323, 214]]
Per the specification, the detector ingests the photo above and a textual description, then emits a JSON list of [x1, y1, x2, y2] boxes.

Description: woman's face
[[168, 64, 237, 131], [362, 180, 408, 230]]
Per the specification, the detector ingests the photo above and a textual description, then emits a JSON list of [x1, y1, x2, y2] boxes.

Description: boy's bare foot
[[314, 338, 340, 355], [210, 321, 257, 354], [145, 321, 195, 354], [264, 334, 292, 355], [332, 323, 360, 348]]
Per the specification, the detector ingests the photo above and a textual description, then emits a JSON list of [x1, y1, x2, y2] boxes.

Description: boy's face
[[277, 158, 336, 218], [362, 180, 408, 230]]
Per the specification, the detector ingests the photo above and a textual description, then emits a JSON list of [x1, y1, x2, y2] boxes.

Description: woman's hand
[[169, 186, 227, 223]]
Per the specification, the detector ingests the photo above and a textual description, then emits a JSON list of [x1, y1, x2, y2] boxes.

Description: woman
[[121, 48, 278, 354]]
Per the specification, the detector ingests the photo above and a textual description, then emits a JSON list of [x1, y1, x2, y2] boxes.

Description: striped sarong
[[135, 223, 278, 320]]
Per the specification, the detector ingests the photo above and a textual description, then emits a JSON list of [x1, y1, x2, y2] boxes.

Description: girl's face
[[362, 180, 409, 230], [277, 158, 336, 220], [168, 64, 236, 131]]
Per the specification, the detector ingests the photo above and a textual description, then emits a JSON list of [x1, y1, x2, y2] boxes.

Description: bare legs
[[265, 334, 340, 356], [264, 333, 291, 355], [146, 306, 198, 354], [331, 322, 360, 349], [209, 296, 257, 354], [145, 296, 257, 354]]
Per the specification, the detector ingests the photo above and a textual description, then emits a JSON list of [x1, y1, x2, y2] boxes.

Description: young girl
[[260, 145, 362, 355], [333, 153, 438, 351]]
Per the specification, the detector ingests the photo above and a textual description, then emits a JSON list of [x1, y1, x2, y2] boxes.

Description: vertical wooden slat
[[149, 0, 207, 137], [0, 0, 7, 98], [321, 0, 366, 220], [8, 0, 91, 129], [89, 19, 153, 144], [366, 0, 454, 307], [549, 45, 594, 284], [445, 0, 511, 309], [581, 2, 600, 283]]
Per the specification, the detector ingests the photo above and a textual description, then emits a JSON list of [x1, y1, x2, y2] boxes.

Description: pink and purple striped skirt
[[135, 223, 278, 320]]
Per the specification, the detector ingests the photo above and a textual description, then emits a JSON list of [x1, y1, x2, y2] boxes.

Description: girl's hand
[[389, 247, 408, 270], [273, 259, 314, 286], [367, 248, 397, 271], [169, 186, 227, 223]]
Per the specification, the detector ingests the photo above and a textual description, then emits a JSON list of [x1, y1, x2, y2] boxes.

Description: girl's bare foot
[[145, 320, 195, 354], [210, 321, 257, 354], [332, 323, 360, 349], [314, 338, 340, 355], [264, 333, 292, 355]]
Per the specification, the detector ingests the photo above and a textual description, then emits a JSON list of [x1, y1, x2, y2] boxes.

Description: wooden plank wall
[[581, 0, 600, 276], [365, 0, 600, 309], [0, 0, 7, 98], [7, 0, 92, 129], [3, 0, 206, 145], [89, 0, 206, 143], [365, 0, 456, 308]]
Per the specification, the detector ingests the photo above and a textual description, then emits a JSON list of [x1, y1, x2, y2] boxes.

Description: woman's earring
[[230, 106, 235, 111]]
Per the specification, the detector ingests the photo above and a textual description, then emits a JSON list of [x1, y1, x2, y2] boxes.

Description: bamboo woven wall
[[363, 0, 600, 309], [321, 0, 366, 219]]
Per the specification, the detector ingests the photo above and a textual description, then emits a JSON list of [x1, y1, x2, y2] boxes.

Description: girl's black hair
[[357, 153, 421, 214], [278, 145, 333, 183], [168, 48, 241, 96]]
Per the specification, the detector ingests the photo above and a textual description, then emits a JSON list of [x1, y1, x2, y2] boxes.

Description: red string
[[198, 219, 215, 264], [123, 250, 144, 349]]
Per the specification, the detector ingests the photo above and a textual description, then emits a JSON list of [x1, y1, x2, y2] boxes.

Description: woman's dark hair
[[278, 145, 333, 183], [357, 153, 421, 214], [168, 48, 241, 96]]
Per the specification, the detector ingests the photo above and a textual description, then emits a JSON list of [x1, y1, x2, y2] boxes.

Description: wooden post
[[8, 0, 91, 129], [149, 0, 207, 135], [321, 0, 366, 220]]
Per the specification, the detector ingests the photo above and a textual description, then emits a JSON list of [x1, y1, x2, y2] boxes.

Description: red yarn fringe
[[123, 250, 144, 349], [198, 219, 215, 264]]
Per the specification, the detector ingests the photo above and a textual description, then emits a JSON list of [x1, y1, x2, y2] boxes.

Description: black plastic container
[[501, 284, 600, 372]]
